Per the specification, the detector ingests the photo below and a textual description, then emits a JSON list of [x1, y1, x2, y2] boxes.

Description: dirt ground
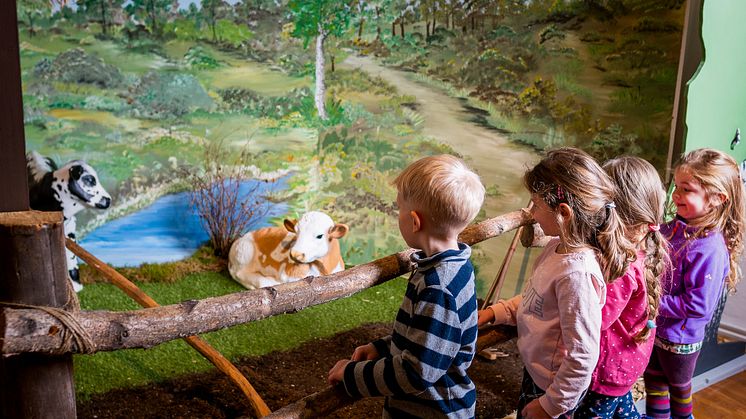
[[77, 323, 523, 419]]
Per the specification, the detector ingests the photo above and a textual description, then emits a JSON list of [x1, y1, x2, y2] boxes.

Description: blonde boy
[[328, 155, 485, 418]]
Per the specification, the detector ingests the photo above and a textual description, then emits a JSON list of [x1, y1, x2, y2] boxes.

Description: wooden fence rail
[[1, 210, 533, 356]]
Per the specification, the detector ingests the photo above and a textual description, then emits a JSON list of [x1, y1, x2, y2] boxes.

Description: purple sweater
[[657, 218, 729, 344]]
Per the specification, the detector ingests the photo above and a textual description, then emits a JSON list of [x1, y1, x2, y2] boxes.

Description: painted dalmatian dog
[[26, 151, 111, 292]]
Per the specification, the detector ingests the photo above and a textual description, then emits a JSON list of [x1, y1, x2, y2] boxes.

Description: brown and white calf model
[[228, 211, 348, 289]]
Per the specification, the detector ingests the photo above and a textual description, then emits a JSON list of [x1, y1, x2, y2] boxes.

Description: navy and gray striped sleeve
[[343, 285, 462, 397]]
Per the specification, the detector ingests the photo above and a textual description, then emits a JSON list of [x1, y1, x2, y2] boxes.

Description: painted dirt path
[[344, 54, 541, 297]]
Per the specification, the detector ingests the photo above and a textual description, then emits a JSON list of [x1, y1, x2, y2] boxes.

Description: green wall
[[685, 0, 746, 162]]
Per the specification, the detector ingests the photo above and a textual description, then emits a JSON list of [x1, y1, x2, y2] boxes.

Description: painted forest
[[16, 0, 685, 415]]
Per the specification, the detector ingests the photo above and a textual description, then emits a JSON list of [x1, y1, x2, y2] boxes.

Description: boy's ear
[[557, 203, 573, 220], [410, 210, 422, 233]]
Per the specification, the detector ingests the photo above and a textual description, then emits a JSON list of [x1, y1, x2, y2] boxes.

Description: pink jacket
[[590, 252, 655, 396]]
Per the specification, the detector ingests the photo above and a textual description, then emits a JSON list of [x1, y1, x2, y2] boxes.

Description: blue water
[[79, 178, 288, 267]]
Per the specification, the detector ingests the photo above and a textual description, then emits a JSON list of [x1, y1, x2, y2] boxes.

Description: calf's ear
[[328, 223, 349, 239], [284, 219, 297, 233]]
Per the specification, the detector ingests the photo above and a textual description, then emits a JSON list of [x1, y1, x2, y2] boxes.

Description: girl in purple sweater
[[574, 156, 668, 418], [644, 149, 745, 419]]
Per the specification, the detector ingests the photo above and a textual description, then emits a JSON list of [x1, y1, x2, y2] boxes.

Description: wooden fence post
[[0, 211, 77, 418]]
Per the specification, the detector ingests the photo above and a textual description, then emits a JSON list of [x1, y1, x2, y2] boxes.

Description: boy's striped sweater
[[341, 243, 478, 418]]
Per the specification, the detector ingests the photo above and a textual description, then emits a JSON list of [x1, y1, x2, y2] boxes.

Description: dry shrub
[[183, 141, 273, 257]]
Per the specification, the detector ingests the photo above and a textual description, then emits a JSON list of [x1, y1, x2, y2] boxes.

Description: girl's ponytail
[[635, 226, 668, 342], [595, 203, 637, 282]]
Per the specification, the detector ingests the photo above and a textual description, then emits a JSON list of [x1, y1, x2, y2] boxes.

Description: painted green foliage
[[17, 0, 52, 36], [125, 0, 172, 36], [79, 0, 125, 35]]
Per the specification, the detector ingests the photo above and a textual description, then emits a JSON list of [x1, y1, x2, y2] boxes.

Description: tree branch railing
[[1, 209, 532, 357]]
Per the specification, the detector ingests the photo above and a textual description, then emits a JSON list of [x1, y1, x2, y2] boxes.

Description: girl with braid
[[644, 148, 745, 419], [478, 147, 636, 419], [574, 156, 668, 418]]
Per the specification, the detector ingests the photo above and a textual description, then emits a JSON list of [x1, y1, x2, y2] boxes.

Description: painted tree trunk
[[376, 7, 381, 40], [315, 27, 328, 120]]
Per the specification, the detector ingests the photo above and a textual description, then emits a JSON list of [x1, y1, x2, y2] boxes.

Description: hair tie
[[648, 224, 660, 232], [646, 319, 656, 329], [604, 202, 616, 209], [556, 185, 565, 200]]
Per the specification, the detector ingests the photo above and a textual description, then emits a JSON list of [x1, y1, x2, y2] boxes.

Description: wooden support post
[[0, 211, 77, 418]]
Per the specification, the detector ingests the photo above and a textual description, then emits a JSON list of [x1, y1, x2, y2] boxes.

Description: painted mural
[[17, 0, 686, 397]]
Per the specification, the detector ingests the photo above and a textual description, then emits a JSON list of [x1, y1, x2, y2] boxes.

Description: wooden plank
[[665, 0, 703, 182], [693, 370, 746, 419], [0, 0, 29, 212]]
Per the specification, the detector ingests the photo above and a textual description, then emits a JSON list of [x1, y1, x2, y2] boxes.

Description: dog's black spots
[[67, 232, 76, 240], [70, 165, 84, 180]]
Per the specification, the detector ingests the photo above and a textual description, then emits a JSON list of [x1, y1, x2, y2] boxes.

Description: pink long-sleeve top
[[590, 252, 655, 396]]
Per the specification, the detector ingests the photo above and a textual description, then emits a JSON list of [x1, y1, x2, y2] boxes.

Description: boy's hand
[[328, 359, 350, 385], [351, 343, 379, 361], [520, 399, 551, 419], [477, 308, 495, 327]]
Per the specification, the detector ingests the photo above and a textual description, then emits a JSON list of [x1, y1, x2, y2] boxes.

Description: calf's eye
[[316, 234, 323, 239]]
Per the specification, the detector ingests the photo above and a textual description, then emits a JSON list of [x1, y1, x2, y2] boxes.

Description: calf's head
[[284, 211, 348, 264]]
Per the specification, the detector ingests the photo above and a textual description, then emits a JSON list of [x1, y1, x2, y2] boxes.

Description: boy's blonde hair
[[674, 148, 745, 291], [524, 147, 636, 281], [604, 156, 668, 342], [393, 155, 485, 234]]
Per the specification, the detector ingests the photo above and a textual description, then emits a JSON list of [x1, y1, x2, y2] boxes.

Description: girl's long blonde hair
[[673, 148, 746, 292], [525, 147, 636, 281], [604, 156, 668, 342]]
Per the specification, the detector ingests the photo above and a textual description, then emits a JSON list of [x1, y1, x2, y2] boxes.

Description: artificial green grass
[[74, 271, 406, 399]]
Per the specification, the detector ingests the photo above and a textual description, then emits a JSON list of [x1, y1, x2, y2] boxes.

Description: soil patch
[[77, 323, 523, 418]]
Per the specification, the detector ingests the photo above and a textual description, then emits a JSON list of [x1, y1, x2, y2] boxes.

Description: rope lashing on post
[[0, 301, 97, 354]]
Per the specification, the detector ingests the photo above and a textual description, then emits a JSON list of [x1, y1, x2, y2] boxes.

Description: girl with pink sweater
[[574, 157, 668, 418], [478, 148, 637, 419]]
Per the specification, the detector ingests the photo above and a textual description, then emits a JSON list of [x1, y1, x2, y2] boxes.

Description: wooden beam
[[0, 211, 76, 418], [666, 0, 704, 183], [1, 210, 532, 355], [0, 0, 29, 212]]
